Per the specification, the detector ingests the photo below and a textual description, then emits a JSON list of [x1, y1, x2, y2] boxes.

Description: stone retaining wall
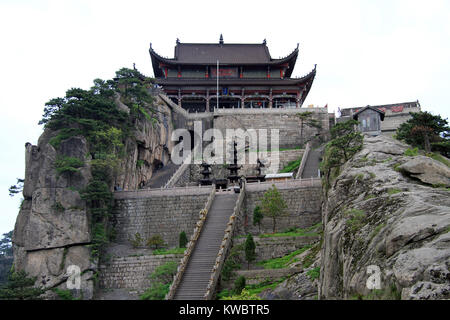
[[233, 235, 319, 262], [98, 254, 183, 290], [214, 111, 328, 149], [111, 188, 212, 247], [238, 180, 322, 235], [220, 267, 302, 290]]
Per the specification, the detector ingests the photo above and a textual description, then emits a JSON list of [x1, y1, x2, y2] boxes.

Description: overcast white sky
[[0, 0, 449, 235]]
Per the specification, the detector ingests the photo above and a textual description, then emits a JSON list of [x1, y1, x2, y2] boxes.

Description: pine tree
[[252, 206, 263, 233], [0, 269, 45, 300], [244, 234, 256, 270], [396, 111, 449, 153], [179, 231, 188, 248]]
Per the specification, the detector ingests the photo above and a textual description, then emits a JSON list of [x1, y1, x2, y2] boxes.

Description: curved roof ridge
[[270, 44, 299, 62]]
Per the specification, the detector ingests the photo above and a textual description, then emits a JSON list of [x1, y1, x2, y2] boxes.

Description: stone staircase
[[301, 148, 322, 179], [144, 161, 180, 189], [173, 192, 239, 300]]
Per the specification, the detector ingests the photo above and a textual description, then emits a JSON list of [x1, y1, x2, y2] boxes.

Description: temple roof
[[149, 39, 300, 77], [155, 65, 316, 87], [174, 43, 274, 64]]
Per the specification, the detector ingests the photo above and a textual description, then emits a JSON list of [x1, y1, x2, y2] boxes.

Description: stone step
[[173, 193, 238, 300]]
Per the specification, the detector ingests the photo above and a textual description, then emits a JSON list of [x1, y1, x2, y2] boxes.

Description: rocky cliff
[[319, 135, 450, 300], [12, 95, 174, 299]]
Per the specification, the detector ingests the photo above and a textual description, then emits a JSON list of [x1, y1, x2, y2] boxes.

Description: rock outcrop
[[12, 95, 175, 299], [319, 135, 450, 300]]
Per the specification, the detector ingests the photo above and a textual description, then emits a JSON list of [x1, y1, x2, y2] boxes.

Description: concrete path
[[301, 147, 323, 179]]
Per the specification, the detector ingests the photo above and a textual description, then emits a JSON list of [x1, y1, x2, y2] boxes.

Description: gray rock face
[[259, 270, 318, 300], [398, 156, 450, 187], [12, 95, 175, 299], [114, 97, 175, 190], [319, 135, 450, 300]]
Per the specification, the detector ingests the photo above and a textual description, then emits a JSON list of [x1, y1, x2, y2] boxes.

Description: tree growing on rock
[[320, 119, 363, 191], [260, 185, 288, 233], [0, 269, 45, 300], [296, 111, 322, 146], [396, 111, 449, 155]]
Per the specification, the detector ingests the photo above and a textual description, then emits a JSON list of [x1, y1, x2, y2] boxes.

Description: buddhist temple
[[149, 35, 316, 113]]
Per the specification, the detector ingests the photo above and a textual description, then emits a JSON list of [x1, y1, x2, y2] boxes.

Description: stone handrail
[[246, 177, 321, 192], [213, 107, 328, 115], [295, 141, 311, 179], [203, 182, 246, 300], [163, 142, 199, 189], [159, 94, 213, 120], [164, 163, 189, 188], [165, 185, 216, 300]]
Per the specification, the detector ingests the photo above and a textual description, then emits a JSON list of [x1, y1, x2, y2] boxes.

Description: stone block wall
[[98, 254, 183, 290], [111, 190, 211, 248], [233, 235, 319, 263], [220, 267, 302, 290], [238, 181, 322, 235], [213, 110, 329, 149]]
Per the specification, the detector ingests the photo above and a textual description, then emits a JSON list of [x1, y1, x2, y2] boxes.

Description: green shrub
[[52, 288, 78, 300], [222, 288, 261, 300], [136, 159, 145, 168], [54, 156, 84, 176], [234, 276, 246, 295], [345, 209, 366, 234], [280, 157, 302, 173], [404, 147, 419, 156], [302, 243, 321, 269], [179, 231, 188, 248], [258, 246, 311, 269], [370, 223, 386, 240], [259, 222, 321, 238], [129, 233, 143, 248], [307, 267, 320, 281], [244, 234, 256, 269], [140, 261, 177, 300], [147, 235, 164, 249], [221, 243, 243, 281], [387, 188, 401, 195], [52, 202, 65, 212]]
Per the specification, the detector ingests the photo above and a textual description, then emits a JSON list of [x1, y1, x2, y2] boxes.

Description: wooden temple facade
[[149, 35, 316, 113]]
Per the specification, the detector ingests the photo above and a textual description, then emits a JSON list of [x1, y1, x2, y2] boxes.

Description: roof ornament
[[296, 43, 299, 49], [263, 38, 267, 45], [149, 42, 152, 49], [176, 38, 180, 44], [219, 34, 224, 44]]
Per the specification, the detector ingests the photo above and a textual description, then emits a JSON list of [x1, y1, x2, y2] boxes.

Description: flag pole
[[216, 59, 219, 109]]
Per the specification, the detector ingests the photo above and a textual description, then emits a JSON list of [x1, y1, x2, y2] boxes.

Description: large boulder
[[398, 156, 450, 187], [319, 135, 450, 300]]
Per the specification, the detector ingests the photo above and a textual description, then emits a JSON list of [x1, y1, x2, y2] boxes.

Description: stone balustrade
[[165, 186, 216, 300], [204, 182, 246, 300]]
